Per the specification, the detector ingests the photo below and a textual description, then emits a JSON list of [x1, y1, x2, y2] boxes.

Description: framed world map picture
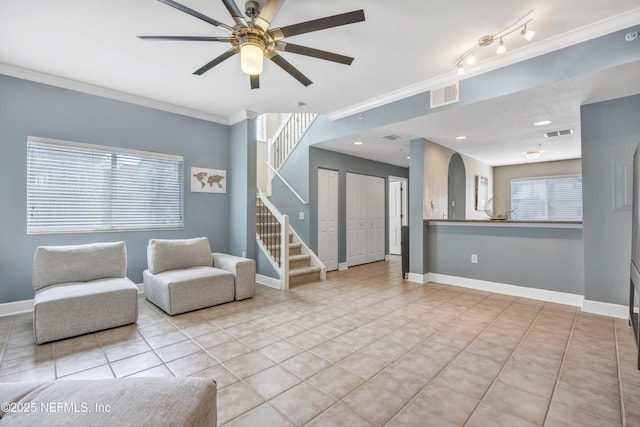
[[191, 167, 226, 193]]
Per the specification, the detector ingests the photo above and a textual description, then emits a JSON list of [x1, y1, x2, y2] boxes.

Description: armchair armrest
[[212, 253, 256, 300]]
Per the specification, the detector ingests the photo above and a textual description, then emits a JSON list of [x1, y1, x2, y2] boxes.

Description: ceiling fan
[[139, 0, 365, 89]]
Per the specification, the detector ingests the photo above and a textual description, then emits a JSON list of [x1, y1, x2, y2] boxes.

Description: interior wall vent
[[382, 134, 401, 140], [544, 129, 574, 138], [430, 82, 459, 109]]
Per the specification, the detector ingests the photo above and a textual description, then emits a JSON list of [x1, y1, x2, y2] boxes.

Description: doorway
[[448, 153, 466, 219], [388, 176, 408, 255]]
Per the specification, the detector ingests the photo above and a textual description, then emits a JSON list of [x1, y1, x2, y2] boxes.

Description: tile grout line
[[613, 318, 626, 427], [540, 308, 578, 425]]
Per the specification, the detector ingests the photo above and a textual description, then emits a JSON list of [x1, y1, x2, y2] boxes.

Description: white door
[[347, 173, 385, 267], [318, 169, 338, 271], [389, 181, 402, 255]]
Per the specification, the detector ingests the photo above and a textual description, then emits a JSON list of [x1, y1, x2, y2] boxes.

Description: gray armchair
[[143, 237, 255, 315], [32, 241, 138, 344]]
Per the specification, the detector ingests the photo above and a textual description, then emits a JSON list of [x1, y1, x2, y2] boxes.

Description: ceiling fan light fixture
[[496, 38, 506, 54], [240, 36, 265, 75]]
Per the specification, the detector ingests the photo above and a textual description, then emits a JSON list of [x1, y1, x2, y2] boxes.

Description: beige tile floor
[[1, 256, 640, 426]]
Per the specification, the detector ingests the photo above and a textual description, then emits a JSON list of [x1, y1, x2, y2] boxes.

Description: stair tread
[[289, 254, 310, 261], [289, 266, 321, 277]]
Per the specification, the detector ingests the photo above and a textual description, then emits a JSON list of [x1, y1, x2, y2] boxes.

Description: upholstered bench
[[143, 237, 255, 315], [32, 241, 138, 344], [0, 377, 217, 426]]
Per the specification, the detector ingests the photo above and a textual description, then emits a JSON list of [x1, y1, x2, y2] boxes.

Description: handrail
[[267, 162, 308, 205]]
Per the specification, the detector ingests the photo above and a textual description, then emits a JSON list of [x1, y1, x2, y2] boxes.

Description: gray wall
[[308, 147, 409, 262], [229, 119, 257, 259], [582, 94, 640, 305], [428, 223, 584, 295], [409, 139, 427, 275], [0, 74, 231, 303]]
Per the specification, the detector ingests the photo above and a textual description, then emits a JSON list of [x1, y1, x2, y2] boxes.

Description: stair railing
[[269, 112, 318, 171], [256, 188, 289, 290]]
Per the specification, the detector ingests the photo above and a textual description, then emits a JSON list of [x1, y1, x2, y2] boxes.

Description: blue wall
[[0, 75, 231, 303], [582, 94, 640, 305]]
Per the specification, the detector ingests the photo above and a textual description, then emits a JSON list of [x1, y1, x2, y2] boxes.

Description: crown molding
[[228, 109, 259, 125], [327, 7, 640, 121], [0, 63, 229, 125]]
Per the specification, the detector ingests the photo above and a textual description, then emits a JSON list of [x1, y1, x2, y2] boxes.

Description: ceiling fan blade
[[267, 52, 312, 86], [255, 0, 285, 30], [193, 48, 237, 75], [274, 41, 354, 65], [138, 36, 231, 42], [157, 0, 233, 32], [250, 74, 260, 90], [221, 0, 247, 27], [270, 9, 364, 39]]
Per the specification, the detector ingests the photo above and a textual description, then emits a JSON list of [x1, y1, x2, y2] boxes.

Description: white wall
[[493, 159, 582, 213], [461, 154, 494, 220], [422, 140, 454, 219], [256, 140, 268, 192]]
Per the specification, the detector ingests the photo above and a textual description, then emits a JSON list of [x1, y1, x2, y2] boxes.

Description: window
[[256, 114, 267, 142], [27, 137, 184, 234], [511, 175, 582, 221]]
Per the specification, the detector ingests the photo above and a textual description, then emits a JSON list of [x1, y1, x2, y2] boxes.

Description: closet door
[[347, 173, 385, 267], [318, 169, 338, 271]]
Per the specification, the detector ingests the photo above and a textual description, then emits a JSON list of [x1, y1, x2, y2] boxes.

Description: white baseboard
[[0, 299, 34, 317], [407, 272, 431, 284], [256, 274, 281, 289], [429, 273, 584, 307], [338, 262, 348, 271], [582, 300, 628, 319], [385, 254, 390, 261]]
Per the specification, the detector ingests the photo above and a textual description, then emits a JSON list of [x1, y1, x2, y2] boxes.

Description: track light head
[[521, 24, 535, 41]]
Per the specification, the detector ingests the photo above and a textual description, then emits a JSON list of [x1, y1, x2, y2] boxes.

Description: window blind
[[511, 175, 582, 221], [27, 137, 184, 234]]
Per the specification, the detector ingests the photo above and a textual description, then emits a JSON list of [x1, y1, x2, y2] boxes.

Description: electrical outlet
[[299, 212, 304, 220], [241, 251, 246, 258], [471, 254, 478, 264]]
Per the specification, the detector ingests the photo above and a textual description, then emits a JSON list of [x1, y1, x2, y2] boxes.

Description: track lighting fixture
[[454, 9, 535, 73]]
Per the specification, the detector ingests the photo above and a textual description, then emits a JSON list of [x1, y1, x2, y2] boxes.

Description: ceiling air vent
[[544, 129, 574, 138], [430, 82, 459, 109], [382, 134, 401, 141]]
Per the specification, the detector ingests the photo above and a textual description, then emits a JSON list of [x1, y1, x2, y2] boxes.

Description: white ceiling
[[1, 1, 639, 166]]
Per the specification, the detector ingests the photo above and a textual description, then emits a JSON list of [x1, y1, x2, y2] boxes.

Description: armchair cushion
[[32, 241, 127, 291], [147, 237, 213, 274]]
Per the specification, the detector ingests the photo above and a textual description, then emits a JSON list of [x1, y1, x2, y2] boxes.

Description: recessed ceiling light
[[406, 156, 411, 160], [455, 136, 466, 140], [525, 150, 542, 159], [534, 120, 552, 126], [353, 141, 363, 145]]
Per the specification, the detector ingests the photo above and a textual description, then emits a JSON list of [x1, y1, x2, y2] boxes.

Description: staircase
[[287, 232, 322, 286], [256, 193, 324, 289]]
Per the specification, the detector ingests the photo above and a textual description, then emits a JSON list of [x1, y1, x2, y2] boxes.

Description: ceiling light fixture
[[454, 9, 535, 73], [455, 136, 467, 140], [354, 141, 363, 145], [534, 120, 552, 126], [239, 35, 265, 75]]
